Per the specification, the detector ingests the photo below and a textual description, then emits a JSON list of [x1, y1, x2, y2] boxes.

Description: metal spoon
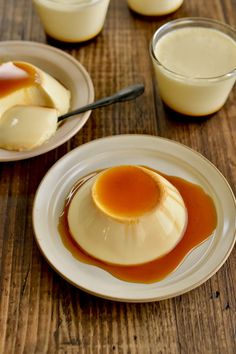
[[58, 84, 144, 122]]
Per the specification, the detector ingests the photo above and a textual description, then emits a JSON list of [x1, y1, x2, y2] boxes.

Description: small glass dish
[[33, 0, 110, 43], [150, 18, 236, 116], [128, 0, 183, 16]]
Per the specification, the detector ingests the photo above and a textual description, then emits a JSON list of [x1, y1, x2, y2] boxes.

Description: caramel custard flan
[[67, 165, 188, 265], [59, 166, 217, 283]]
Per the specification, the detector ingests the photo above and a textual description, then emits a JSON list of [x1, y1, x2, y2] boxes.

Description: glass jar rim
[[34, 0, 106, 9], [150, 17, 236, 82]]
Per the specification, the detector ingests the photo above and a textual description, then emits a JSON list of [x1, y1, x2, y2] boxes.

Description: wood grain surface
[[0, 0, 235, 353]]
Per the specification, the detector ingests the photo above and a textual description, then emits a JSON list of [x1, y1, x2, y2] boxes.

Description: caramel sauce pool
[[58, 168, 217, 283], [0, 62, 40, 97]]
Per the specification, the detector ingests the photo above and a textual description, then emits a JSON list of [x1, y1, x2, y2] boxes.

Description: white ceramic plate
[[33, 135, 236, 302], [0, 41, 94, 161]]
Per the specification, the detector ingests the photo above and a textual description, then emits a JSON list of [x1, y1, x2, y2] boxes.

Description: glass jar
[[33, 0, 110, 42]]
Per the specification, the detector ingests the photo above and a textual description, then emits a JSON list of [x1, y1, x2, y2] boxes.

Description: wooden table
[[0, 0, 235, 353]]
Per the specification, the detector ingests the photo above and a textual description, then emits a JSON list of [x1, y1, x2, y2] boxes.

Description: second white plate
[[33, 135, 236, 302]]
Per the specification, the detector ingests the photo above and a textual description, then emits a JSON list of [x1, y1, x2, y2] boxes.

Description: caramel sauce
[[0, 61, 40, 98], [58, 168, 217, 283], [93, 165, 162, 218]]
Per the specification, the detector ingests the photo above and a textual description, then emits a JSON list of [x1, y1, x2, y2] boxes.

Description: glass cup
[[127, 0, 183, 16], [33, 0, 110, 43], [150, 18, 236, 116]]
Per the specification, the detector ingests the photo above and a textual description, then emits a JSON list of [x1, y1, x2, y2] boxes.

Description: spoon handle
[[58, 84, 144, 122]]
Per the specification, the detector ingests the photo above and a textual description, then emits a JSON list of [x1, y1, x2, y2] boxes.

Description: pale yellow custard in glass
[[128, 0, 183, 16], [151, 18, 236, 116], [33, 0, 110, 42]]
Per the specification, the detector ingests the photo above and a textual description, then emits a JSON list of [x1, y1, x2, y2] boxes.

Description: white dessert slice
[[67, 165, 188, 265], [0, 61, 70, 117], [0, 105, 58, 151]]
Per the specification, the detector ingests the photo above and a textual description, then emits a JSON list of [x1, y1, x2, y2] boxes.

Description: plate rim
[[0, 40, 94, 161], [33, 134, 236, 302]]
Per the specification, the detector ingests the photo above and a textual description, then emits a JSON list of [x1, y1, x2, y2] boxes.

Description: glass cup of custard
[[127, 0, 183, 16], [33, 0, 110, 43], [150, 18, 236, 116]]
